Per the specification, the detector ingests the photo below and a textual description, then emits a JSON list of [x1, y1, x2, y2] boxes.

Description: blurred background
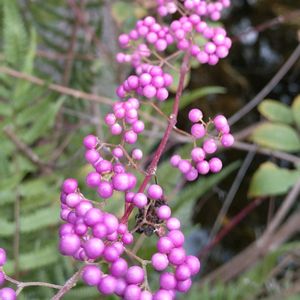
[[0, 0, 300, 299]]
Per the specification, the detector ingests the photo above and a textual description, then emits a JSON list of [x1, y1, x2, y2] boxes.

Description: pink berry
[[170, 154, 181, 167], [209, 157, 223, 173], [203, 139, 217, 154], [82, 265, 102, 286], [152, 253, 169, 271], [191, 123, 206, 139], [196, 160, 210, 175], [191, 147, 206, 162], [189, 108, 203, 123], [157, 205, 171, 220], [147, 184, 163, 200], [178, 160, 191, 174], [221, 133, 234, 147], [125, 266, 144, 284], [83, 135, 98, 149], [59, 234, 81, 256], [0, 249, 6, 266], [84, 238, 105, 259], [98, 275, 117, 295], [133, 193, 148, 208], [214, 115, 228, 130]]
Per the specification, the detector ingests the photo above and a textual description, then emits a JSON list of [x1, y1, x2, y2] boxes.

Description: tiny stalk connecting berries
[[1, 1, 234, 299]]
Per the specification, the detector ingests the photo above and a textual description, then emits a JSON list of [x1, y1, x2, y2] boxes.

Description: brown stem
[[51, 268, 84, 300], [199, 197, 266, 257], [0, 67, 114, 106], [120, 51, 191, 223]]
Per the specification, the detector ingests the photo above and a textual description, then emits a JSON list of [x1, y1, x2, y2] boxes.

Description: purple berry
[[152, 253, 169, 271], [221, 133, 234, 147], [0, 288, 16, 300], [110, 258, 128, 278], [157, 205, 171, 220], [188, 109, 203, 123], [82, 265, 102, 286], [209, 157, 223, 173], [0, 249, 7, 266], [84, 238, 104, 259], [98, 275, 116, 295], [191, 124, 206, 139], [59, 234, 81, 256], [83, 135, 98, 149], [125, 266, 144, 284], [147, 184, 163, 200]]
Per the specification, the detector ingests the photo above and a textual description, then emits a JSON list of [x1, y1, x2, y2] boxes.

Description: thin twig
[[203, 179, 300, 284], [51, 268, 84, 300], [204, 150, 257, 259], [231, 141, 300, 166], [4, 274, 62, 295], [0, 67, 114, 106], [121, 51, 191, 223], [229, 43, 300, 126]]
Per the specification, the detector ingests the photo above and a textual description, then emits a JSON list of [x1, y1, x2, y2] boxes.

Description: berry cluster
[[157, 0, 230, 20], [60, 180, 134, 258], [170, 109, 234, 181], [59, 171, 200, 299], [170, 16, 232, 65], [117, 12, 231, 70], [117, 16, 173, 65], [117, 64, 173, 102], [0, 248, 17, 300], [56, 0, 232, 298], [83, 134, 146, 200], [103, 98, 145, 143], [183, 0, 231, 20]]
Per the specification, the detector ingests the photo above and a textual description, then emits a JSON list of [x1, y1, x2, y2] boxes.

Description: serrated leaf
[[248, 162, 300, 197], [258, 99, 293, 124], [4, 245, 59, 274], [3, 0, 28, 65], [292, 95, 300, 128], [0, 205, 61, 236], [250, 123, 300, 152], [21, 97, 65, 144]]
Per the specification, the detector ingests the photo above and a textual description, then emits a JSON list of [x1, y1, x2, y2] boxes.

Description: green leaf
[[250, 122, 300, 152], [21, 97, 65, 144], [4, 245, 59, 274], [163, 86, 226, 113], [248, 162, 300, 197], [258, 99, 293, 124], [3, 0, 28, 65], [0, 205, 61, 237], [292, 95, 300, 128]]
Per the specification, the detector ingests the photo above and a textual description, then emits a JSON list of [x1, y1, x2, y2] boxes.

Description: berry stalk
[[120, 51, 191, 224]]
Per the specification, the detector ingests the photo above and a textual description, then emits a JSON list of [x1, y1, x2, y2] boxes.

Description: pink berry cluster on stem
[[58, 0, 232, 298], [0, 248, 17, 300], [171, 109, 234, 181]]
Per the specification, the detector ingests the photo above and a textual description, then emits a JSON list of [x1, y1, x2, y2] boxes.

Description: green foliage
[[248, 162, 300, 197], [250, 123, 300, 152], [258, 99, 293, 124], [252, 97, 300, 152], [292, 95, 300, 129], [184, 242, 300, 300], [3, 0, 28, 65]]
